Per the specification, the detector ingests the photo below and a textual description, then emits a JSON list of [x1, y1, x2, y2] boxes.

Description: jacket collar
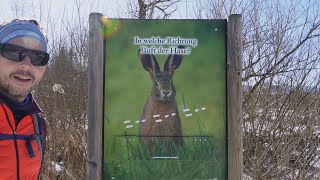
[[0, 93, 43, 114]]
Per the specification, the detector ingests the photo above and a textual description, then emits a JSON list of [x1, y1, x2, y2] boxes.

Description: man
[[0, 19, 48, 180]]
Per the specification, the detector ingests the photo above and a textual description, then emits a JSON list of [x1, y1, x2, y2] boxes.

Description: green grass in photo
[[104, 19, 227, 179]]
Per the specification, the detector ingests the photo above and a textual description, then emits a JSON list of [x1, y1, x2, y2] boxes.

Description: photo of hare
[[103, 19, 227, 179], [138, 46, 185, 155]]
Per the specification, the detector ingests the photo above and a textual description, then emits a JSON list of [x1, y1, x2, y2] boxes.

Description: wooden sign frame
[[87, 13, 242, 180]]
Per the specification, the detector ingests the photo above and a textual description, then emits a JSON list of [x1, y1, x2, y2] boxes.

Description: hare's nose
[[162, 91, 171, 96]]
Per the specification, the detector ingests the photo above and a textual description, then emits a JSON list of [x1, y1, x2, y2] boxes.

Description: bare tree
[[10, 0, 28, 18], [10, 0, 91, 179], [192, 0, 320, 179], [126, 0, 181, 19]]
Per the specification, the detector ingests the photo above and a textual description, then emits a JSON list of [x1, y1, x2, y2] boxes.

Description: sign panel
[[103, 18, 227, 179]]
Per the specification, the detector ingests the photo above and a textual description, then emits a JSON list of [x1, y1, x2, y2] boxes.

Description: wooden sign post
[[227, 14, 243, 180], [87, 13, 104, 180]]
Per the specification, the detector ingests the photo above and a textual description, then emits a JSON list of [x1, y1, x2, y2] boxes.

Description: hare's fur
[[138, 50, 185, 154]]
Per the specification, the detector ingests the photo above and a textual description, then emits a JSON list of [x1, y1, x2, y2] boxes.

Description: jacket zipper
[[2, 105, 20, 180]]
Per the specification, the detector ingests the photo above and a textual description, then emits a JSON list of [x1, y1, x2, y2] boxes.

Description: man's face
[[0, 37, 47, 102]]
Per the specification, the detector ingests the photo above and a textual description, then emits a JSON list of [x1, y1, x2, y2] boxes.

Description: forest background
[[1, 0, 320, 179]]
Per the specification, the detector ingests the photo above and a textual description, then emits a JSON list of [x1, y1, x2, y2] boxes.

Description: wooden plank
[[227, 14, 243, 180], [87, 12, 104, 180]]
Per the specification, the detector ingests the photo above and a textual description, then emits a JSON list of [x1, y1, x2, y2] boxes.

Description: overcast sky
[[1, 0, 120, 22], [0, 0, 192, 24]]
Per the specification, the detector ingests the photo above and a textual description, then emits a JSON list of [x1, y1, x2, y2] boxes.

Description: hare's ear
[[164, 46, 184, 75], [139, 50, 160, 75]]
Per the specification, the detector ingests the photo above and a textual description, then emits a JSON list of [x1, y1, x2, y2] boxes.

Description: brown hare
[[138, 46, 185, 156]]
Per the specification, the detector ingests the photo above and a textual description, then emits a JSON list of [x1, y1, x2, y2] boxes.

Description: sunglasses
[[0, 43, 49, 66]]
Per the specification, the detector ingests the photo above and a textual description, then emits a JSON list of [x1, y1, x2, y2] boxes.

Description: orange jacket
[[0, 100, 45, 180]]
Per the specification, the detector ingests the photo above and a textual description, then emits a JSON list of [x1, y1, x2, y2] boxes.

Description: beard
[[0, 70, 36, 101]]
